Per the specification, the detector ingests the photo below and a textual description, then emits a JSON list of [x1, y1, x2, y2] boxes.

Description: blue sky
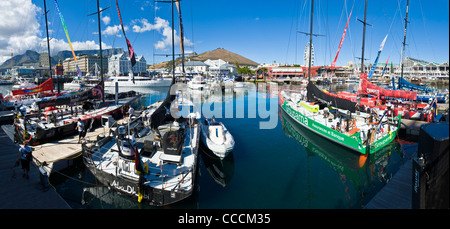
[[3, 0, 448, 66]]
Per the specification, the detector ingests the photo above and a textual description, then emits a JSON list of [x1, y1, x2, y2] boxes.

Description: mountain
[[0, 48, 124, 69], [0, 50, 41, 69], [149, 48, 259, 69]]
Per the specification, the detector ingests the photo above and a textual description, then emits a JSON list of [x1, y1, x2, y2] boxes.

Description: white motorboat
[[105, 73, 172, 87], [187, 75, 208, 90], [12, 79, 37, 90], [200, 118, 234, 159]]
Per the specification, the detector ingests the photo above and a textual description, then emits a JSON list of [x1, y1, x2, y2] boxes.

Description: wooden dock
[[0, 126, 70, 209], [400, 119, 428, 137], [365, 159, 413, 209], [31, 125, 109, 174]]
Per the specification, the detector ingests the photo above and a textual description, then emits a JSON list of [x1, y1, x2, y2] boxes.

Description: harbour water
[[2, 82, 445, 209]]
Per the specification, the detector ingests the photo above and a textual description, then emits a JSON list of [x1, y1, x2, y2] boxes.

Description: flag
[[76, 65, 82, 77], [380, 57, 390, 78], [331, 8, 352, 68], [54, 0, 78, 63], [116, 0, 136, 67], [368, 34, 388, 79]]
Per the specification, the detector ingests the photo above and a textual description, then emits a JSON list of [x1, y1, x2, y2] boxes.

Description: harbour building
[[63, 54, 108, 76], [108, 53, 147, 76]]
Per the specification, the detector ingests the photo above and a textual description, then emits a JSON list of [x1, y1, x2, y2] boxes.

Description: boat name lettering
[[287, 106, 308, 126], [112, 180, 136, 195], [311, 123, 345, 142], [367, 88, 379, 95], [373, 135, 391, 148]]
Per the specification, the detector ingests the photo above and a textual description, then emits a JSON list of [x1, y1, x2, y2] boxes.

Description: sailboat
[[82, 0, 201, 206], [279, 0, 401, 155]]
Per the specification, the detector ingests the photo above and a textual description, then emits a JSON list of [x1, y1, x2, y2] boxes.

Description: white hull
[[200, 120, 234, 159], [105, 78, 172, 87]]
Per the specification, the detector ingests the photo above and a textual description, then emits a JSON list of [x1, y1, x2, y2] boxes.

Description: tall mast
[[359, 0, 368, 74], [400, 0, 410, 85], [97, 0, 104, 101], [172, 0, 175, 80], [43, 0, 53, 93], [88, 1, 109, 102], [307, 0, 314, 83]]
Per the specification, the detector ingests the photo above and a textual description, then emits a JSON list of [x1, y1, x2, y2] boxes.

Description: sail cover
[[358, 73, 417, 100], [115, 0, 136, 67], [307, 82, 357, 113], [12, 78, 53, 96]]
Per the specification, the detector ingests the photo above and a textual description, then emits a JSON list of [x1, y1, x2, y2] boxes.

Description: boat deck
[[89, 122, 199, 192]]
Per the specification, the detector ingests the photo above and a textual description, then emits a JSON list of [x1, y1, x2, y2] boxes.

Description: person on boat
[[127, 106, 134, 121], [16, 141, 32, 180], [76, 118, 84, 143], [323, 107, 330, 118]]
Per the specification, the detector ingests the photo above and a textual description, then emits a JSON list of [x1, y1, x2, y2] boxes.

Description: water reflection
[[199, 142, 235, 187], [280, 108, 402, 208]]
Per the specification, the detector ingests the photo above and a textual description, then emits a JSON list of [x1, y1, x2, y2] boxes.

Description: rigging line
[[190, 0, 195, 54], [284, 0, 298, 64], [418, 0, 436, 61]]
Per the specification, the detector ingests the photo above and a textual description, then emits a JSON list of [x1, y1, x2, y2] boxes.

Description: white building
[[204, 59, 237, 76], [108, 53, 147, 76], [175, 61, 209, 75]]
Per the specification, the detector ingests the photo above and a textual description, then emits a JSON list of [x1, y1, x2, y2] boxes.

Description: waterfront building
[[63, 54, 108, 76], [108, 53, 146, 76], [204, 59, 237, 76], [397, 57, 449, 77], [175, 60, 208, 75], [39, 52, 50, 67], [348, 57, 449, 78]]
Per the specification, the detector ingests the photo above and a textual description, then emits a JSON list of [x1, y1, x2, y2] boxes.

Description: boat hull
[[83, 162, 196, 206], [104, 79, 172, 87], [279, 93, 400, 155], [200, 123, 234, 159]]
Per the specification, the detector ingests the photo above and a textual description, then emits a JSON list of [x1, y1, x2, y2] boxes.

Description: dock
[[365, 159, 413, 209], [31, 126, 108, 175], [0, 125, 70, 209]]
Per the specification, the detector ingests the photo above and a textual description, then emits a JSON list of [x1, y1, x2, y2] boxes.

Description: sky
[[0, 0, 448, 67]]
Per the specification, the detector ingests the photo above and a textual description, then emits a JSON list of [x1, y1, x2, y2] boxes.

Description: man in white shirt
[[76, 118, 84, 143]]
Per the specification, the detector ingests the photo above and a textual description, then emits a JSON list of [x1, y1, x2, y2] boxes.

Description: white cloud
[[132, 17, 192, 51], [0, 0, 41, 63], [102, 16, 111, 25], [0, 0, 112, 64], [102, 25, 127, 37]]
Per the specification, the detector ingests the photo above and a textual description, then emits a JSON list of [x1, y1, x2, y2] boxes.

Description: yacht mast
[[43, 0, 53, 93], [307, 0, 314, 83], [400, 0, 410, 87]]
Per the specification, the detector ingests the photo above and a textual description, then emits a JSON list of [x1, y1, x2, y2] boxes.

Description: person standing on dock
[[76, 118, 84, 143], [16, 142, 32, 180], [127, 106, 134, 122]]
